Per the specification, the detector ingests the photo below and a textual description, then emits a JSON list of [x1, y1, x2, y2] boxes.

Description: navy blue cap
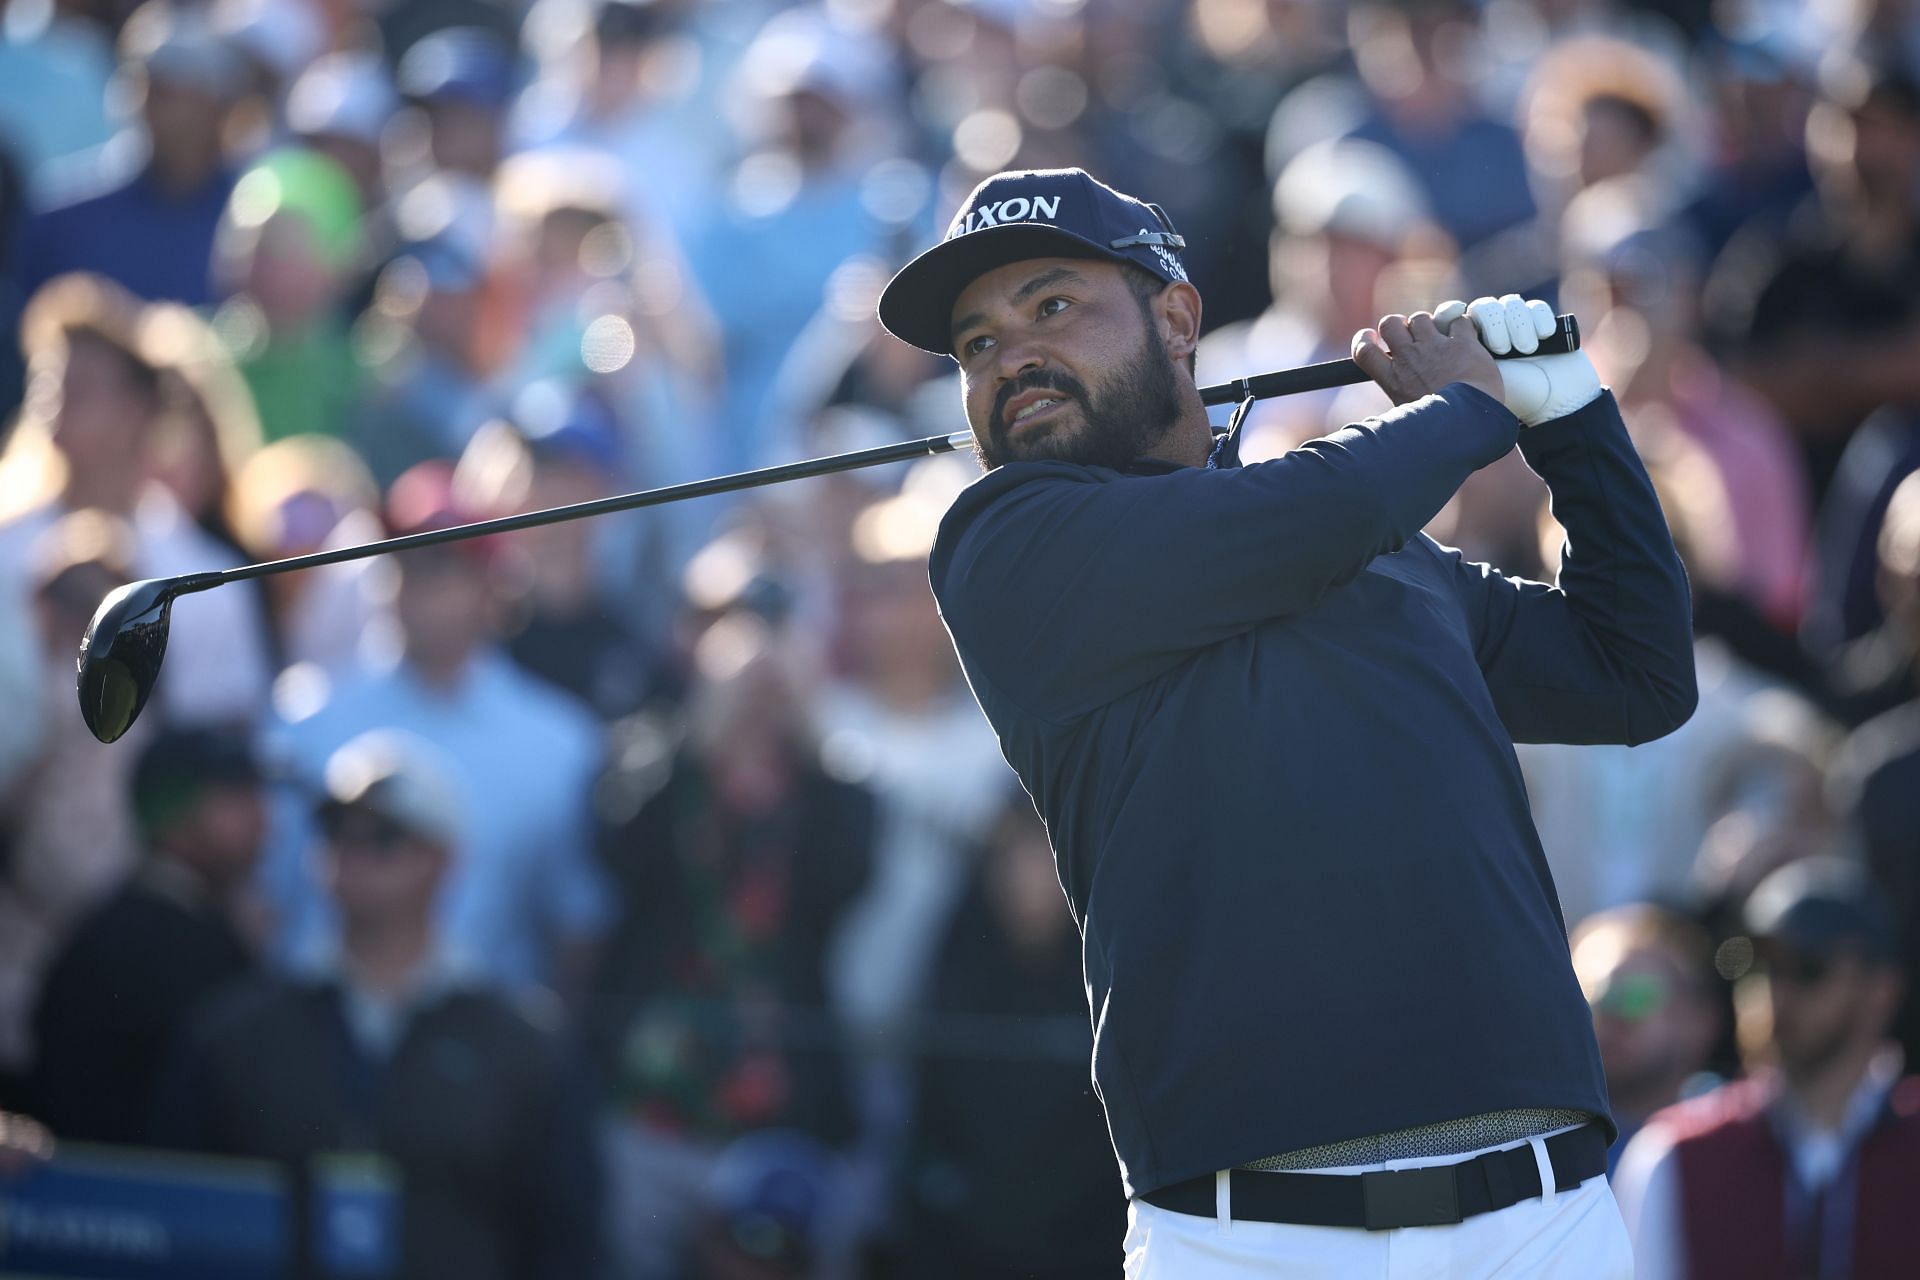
[[397, 27, 515, 108], [1745, 857, 1901, 965], [877, 167, 1190, 355], [508, 380, 622, 472]]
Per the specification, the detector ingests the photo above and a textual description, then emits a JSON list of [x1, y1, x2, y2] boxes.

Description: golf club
[[76, 315, 1581, 744]]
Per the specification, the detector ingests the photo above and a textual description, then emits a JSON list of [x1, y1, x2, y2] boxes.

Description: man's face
[[1759, 942, 1894, 1077], [320, 805, 447, 926], [951, 257, 1182, 471], [394, 546, 492, 668], [1584, 947, 1711, 1101], [48, 336, 156, 475]]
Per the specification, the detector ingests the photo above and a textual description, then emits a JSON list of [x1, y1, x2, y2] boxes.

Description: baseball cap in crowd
[[877, 167, 1191, 355], [317, 730, 462, 849], [397, 27, 516, 109], [132, 727, 264, 840], [1744, 857, 1901, 966], [508, 380, 623, 474]]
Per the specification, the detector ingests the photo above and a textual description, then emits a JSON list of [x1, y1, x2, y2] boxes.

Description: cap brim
[[877, 223, 1133, 355]]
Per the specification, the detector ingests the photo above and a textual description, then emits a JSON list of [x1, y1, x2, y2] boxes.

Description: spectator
[[0, 511, 141, 1076], [0, 273, 272, 734], [140, 300, 262, 560], [1706, 53, 1920, 557], [28, 726, 263, 1145], [394, 26, 516, 184], [456, 392, 669, 721], [1828, 471, 1920, 1063], [154, 730, 601, 1280], [211, 147, 365, 443], [897, 795, 1123, 1280], [1560, 190, 1812, 633], [1570, 904, 1724, 1173], [1615, 858, 1920, 1278], [488, 147, 723, 573], [261, 461, 610, 992], [352, 233, 495, 486], [10, 0, 249, 306], [687, 6, 911, 469], [226, 433, 392, 674], [592, 613, 870, 1279], [510, 0, 728, 246], [1196, 135, 1442, 462], [285, 51, 401, 234], [822, 470, 1016, 1047], [1278, 0, 1536, 281], [1680, 34, 1816, 260]]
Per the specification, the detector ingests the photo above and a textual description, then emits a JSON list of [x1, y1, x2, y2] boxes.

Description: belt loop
[[1528, 1136, 1556, 1209], [1216, 1169, 1232, 1234]]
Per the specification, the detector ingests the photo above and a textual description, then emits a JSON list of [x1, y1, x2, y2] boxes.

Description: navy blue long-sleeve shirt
[[928, 384, 1696, 1198]]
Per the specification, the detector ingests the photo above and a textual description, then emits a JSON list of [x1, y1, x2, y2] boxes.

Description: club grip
[[1198, 314, 1582, 407]]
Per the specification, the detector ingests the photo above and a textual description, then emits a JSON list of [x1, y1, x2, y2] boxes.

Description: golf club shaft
[[160, 318, 1583, 600], [1196, 313, 1581, 407], [172, 430, 977, 599]]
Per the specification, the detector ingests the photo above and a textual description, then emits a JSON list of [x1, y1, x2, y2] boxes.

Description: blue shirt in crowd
[[260, 650, 613, 989], [11, 159, 235, 305], [930, 385, 1697, 1197]]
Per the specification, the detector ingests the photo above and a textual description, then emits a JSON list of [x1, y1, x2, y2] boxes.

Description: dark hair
[[1119, 263, 1196, 376]]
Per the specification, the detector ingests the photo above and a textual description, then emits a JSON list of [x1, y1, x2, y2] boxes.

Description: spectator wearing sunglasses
[[1571, 905, 1724, 1175], [1613, 859, 1920, 1280], [153, 730, 602, 1280]]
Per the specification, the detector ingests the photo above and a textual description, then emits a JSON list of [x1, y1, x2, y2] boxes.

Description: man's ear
[[1156, 281, 1203, 364]]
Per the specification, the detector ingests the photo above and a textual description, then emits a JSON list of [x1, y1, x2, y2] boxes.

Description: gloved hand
[[1434, 295, 1601, 427]]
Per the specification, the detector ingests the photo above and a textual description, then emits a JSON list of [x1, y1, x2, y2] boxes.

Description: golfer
[[876, 168, 1695, 1277]]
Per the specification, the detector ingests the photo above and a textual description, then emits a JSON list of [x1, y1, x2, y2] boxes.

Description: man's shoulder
[[931, 460, 1121, 581], [1645, 1076, 1776, 1150]]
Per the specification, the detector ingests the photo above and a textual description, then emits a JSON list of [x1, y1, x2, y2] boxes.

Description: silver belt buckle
[[1360, 1166, 1462, 1230]]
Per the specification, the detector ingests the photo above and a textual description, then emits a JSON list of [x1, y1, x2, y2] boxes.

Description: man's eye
[[1039, 296, 1071, 318], [962, 334, 994, 357]]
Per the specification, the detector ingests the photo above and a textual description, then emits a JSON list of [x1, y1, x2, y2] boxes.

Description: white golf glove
[[1434, 294, 1601, 427]]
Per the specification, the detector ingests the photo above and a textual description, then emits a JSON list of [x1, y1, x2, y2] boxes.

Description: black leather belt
[[1140, 1121, 1609, 1231]]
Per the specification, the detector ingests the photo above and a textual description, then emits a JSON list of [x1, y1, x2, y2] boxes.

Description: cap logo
[[1136, 229, 1189, 282], [947, 193, 1063, 239]]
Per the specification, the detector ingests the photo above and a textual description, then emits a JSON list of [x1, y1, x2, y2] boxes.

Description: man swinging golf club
[[876, 167, 1696, 1277]]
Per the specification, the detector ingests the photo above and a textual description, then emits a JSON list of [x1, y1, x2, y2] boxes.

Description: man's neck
[[341, 922, 434, 999], [1785, 1037, 1893, 1131], [1143, 388, 1218, 469]]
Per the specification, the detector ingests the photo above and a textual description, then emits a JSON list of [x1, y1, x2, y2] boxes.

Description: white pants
[[1124, 1132, 1635, 1279]]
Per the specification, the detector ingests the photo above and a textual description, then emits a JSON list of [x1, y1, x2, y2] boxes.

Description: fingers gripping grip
[[1197, 316, 1581, 407]]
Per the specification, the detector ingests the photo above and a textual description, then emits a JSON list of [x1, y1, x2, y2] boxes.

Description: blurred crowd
[[1, 0, 1919, 1276]]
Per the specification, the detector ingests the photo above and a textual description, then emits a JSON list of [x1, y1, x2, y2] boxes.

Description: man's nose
[[991, 331, 1047, 385]]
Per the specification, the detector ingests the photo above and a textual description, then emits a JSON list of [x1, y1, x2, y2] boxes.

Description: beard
[[974, 317, 1183, 471]]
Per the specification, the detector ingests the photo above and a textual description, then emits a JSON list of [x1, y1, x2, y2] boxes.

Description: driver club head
[[76, 578, 180, 743]]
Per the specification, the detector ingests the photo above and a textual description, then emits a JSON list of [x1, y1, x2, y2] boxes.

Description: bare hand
[[1350, 310, 1503, 407]]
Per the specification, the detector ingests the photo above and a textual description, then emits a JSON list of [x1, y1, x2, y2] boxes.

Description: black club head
[[76, 578, 180, 743]]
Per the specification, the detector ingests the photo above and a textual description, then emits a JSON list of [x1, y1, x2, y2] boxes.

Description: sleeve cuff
[[1515, 388, 1622, 467]]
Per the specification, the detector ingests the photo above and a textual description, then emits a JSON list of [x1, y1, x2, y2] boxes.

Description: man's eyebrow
[[949, 267, 1087, 348]]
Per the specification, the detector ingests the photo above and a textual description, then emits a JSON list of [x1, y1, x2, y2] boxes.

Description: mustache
[[993, 369, 1088, 430]]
